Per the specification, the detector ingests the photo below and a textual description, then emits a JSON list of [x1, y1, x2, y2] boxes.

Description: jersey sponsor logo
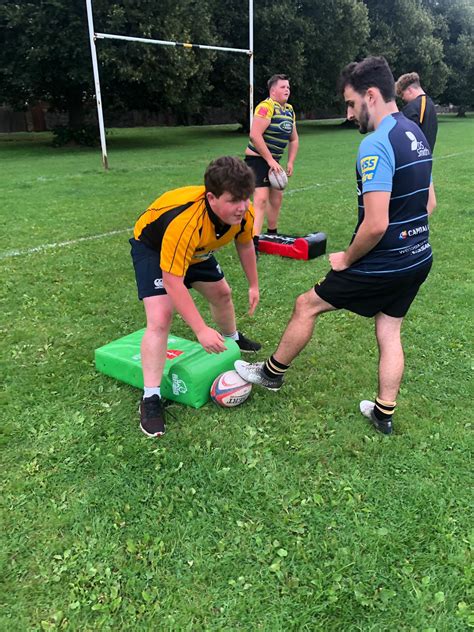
[[279, 120, 293, 133], [405, 131, 430, 157], [257, 106, 269, 117], [360, 155, 379, 184], [154, 278, 164, 289], [405, 131, 418, 151], [399, 241, 430, 256], [399, 224, 429, 239]]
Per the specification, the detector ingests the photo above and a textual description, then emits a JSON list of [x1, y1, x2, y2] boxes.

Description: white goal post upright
[[85, 0, 254, 170]]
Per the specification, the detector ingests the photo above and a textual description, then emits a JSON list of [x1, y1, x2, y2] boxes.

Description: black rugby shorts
[[244, 155, 280, 188], [314, 262, 432, 318]]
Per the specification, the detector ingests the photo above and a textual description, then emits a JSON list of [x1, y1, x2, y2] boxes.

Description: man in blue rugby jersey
[[235, 57, 436, 435]]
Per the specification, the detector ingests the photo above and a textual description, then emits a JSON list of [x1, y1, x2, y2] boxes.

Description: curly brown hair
[[204, 156, 255, 200], [395, 72, 421, 97]]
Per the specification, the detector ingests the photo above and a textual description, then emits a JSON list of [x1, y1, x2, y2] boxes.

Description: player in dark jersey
[[235, 57, 436, 435], [245, 74, 299, 251], [396, 72, 438, 152], [130, 157, 261, 437]]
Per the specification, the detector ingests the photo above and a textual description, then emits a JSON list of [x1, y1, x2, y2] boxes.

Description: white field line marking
[[1, 183, 341, 260], [435, 150, 474, 160], [1, 149, 470, 261], [286, 179, 346, 195], [1, 227, 132, 260]]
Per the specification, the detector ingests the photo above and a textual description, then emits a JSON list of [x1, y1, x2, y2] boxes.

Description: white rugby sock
[[144, 386, 161, 399], [222, 331, 239, 341]]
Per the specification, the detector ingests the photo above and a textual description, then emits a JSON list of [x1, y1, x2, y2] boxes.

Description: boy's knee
[[146, 311, 173, 334], [213, 284, 232, 304]]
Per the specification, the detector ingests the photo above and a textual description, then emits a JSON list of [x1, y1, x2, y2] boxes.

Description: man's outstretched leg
[[360, 312, 404, 435], [235, 289, 335, 389]]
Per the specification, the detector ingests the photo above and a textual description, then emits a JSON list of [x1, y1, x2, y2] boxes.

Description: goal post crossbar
[[95, 32, 252, 56], [86, 0, 254, 169]]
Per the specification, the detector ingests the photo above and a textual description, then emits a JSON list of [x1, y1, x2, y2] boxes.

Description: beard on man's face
[[357, 102, 370, 134]]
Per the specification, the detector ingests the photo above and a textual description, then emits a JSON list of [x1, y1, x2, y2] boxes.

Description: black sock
[[373, 398, 396, 421], [263, 355, 290, 380], [253, 235, 259, 248], [267, 228, 278, 235]]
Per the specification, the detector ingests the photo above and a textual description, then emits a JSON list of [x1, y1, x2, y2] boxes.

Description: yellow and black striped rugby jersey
[[248, 97, 295, 160], [134, 186, 255, 276]]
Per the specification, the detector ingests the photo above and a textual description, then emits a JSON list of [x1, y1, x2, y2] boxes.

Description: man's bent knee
[[294, 289, 335, 317]]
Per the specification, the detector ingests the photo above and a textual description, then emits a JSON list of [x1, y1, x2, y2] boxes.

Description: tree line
[[1, 0, 473, 136]]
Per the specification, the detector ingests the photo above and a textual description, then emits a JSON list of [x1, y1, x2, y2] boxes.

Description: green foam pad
[[95, 329, 241, 408]]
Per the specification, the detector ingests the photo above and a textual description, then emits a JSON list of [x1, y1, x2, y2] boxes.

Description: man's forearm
[[250, 133, 274, 165], [345, 222, 385, 266]]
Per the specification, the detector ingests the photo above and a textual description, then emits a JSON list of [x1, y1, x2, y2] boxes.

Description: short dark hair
[[339, 56, 395, 102], [268, 74, 289, 92], [395, 72, 421, 97], [204, 156, 255, 199]]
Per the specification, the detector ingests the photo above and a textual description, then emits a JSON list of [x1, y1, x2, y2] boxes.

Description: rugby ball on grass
[[210, 370, 252, 407], [268, 169, 288, 190]]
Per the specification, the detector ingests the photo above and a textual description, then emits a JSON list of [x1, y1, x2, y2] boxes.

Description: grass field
[[1, 115, 473, 631]]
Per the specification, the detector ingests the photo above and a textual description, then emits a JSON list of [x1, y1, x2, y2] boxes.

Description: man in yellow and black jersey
[[130, 156, 261, 437], [245, 74, 299, 250], [396, 72, 438, 152]]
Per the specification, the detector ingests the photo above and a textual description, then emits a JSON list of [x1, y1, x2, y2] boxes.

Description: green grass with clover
[[1, 116, 473, 630]]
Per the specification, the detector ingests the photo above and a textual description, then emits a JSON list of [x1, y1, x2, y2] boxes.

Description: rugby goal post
[[85, 0, 254, 170]]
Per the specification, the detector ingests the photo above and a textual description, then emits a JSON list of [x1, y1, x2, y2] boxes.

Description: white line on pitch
[[2, 146, 471, 261], [435, 150, 474, 160], [0, 227, 132, 260], [287, 179, 346, 195]]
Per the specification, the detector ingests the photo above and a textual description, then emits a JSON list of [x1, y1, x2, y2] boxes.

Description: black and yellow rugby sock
[[263, 355, 290, 380], [373, 398, 396, 421]]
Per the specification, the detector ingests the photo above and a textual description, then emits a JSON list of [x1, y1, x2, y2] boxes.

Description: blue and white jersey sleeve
[[357, 132, 395, 194]]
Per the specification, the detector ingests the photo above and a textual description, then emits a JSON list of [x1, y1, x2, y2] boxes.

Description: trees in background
[[0, 0, 472, 138], [424, 0, 474, 115], [363, 0, 448, 97]]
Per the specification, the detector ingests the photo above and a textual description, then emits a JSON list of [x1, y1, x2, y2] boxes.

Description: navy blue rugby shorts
[[130, 238, 225, 300]]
